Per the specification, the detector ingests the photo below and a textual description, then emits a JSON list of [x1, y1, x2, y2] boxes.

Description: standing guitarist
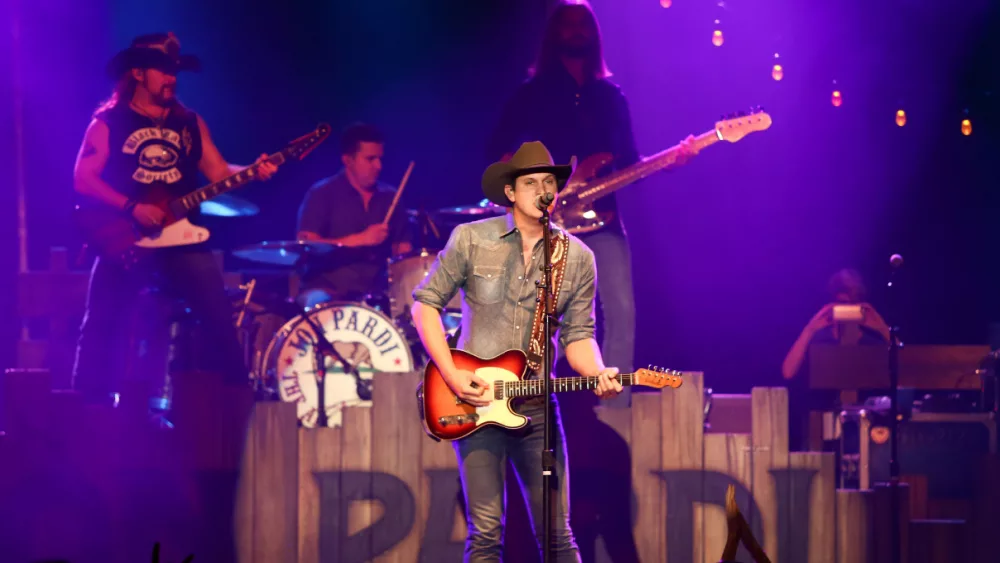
[[411, 141, 621, 561], [71, 33, 277, 420], [487, 0, 698, 408]]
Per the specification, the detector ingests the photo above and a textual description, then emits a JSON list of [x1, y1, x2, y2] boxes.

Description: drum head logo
[[271, 302, 413, 427]]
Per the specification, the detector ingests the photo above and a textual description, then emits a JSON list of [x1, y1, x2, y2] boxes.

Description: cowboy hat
[[106, 32, 201, 80], [481, 141, 577, 207]]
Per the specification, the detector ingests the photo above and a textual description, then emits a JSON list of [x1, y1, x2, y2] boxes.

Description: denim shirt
[[412, 214, 597, 377]]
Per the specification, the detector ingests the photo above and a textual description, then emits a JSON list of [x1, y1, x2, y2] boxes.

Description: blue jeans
[[578, 228, 635, 408], [454, 397, 581, 562]]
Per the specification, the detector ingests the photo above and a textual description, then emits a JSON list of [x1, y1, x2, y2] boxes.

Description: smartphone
[[832, 304, 864, 322]]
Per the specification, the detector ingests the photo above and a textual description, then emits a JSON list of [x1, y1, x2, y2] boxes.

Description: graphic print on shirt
[[121, 126, 192, 184]]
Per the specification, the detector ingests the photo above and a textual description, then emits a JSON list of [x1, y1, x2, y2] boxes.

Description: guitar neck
[[170, 152, 287, 215], [504, 373, 639, 398], [575, 129, 720, 205]]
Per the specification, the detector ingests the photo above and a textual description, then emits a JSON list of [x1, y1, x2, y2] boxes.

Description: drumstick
[[383, 161, 415, 225]]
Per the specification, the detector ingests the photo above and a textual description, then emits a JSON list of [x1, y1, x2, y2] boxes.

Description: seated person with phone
[[781, 268, 891, 450]]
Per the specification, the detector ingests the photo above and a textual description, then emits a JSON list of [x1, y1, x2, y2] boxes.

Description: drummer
[[296, 122, 413, 308]]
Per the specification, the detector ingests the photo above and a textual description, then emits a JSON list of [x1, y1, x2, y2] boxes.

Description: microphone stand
[[886, 255, 903, 563], [538, 204, 556, 563], [299, 310, 373, 428]]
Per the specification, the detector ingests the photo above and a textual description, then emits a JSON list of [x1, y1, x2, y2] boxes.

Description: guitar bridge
[[438, 413, 480, 427]]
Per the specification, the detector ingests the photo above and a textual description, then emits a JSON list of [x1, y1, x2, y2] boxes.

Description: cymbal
[[412, 199, 506, 218], [200, 194, 259, 217], [231, 240, 341, 266]]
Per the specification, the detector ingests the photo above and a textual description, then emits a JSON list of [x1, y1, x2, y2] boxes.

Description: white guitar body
[[134, 217, 211, 248], [469, 365, 530, 432]]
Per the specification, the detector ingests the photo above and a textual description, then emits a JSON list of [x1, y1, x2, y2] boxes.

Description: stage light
[[895, 109, 906, 127], [772, 64, 783, 81], [961, 119, 972, 136], [660, 0, 671, 7], [832, 90, 842, 107]]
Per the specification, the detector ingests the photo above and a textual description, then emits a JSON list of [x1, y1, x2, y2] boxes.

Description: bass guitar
[[552, 109, 772, 235], [75, 123, 331, 267], [417, 348, 683, 441]]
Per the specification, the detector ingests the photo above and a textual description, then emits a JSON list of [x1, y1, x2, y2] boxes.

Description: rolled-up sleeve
[[413, 224, 469, 309], [558, 249, 597, 349]]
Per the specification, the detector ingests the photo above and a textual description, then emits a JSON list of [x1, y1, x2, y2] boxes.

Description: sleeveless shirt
[[94, 102, 204, 213]]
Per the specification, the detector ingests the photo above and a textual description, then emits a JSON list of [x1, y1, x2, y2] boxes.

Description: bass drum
[[387, 248, 462, 318], [258, 301, 415, 428]]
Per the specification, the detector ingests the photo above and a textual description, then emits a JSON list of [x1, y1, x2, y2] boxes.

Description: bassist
[[71, 33, 277, 423], [486, 1, 698, 408]]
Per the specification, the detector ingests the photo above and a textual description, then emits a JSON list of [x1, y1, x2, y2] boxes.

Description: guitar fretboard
[[500, 373, 636, 399], [574, 129, 720, 205], [170, 153, 288, 215]]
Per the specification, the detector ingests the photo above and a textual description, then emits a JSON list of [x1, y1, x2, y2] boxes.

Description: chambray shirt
[[412, 214, 597, 377]]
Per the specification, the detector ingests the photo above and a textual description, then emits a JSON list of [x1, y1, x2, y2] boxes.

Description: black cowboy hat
[[106, 32, 201, 80], [481, 141, 577, 207]]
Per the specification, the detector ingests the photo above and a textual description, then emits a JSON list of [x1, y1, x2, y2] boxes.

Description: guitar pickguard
[[134, 218, 211, 248]]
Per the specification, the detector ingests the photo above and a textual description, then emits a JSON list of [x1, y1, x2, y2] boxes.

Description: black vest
[[95, 103, 203, 202]]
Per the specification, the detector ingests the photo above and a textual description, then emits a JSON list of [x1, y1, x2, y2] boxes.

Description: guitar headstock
[[715, 107, 772, 143], [285, 123, 332, 161], [634, 365, 684, 389]]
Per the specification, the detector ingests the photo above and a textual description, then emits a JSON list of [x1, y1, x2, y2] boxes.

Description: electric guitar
[[75, 123, 331, 267], [416, 348, 683, 441], [552, 109, 773, 235]]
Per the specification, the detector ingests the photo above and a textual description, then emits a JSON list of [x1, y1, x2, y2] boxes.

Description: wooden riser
[[2, 369, 998, 563]]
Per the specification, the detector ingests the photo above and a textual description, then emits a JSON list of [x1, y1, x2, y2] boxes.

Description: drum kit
[[207, 195, 505, 427]]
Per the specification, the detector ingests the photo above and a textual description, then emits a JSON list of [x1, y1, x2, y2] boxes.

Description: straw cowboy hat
[[481, 141, 577, 207], [106, 32, 201, 80]]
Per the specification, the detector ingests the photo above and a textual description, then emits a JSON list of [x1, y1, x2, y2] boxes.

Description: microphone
[[890, 254, 904, 268], [535, 192, 555, 210]]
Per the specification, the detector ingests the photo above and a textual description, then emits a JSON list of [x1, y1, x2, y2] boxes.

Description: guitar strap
[[526, 229, 570, 373]]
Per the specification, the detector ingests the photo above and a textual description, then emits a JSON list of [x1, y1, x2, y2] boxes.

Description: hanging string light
[[768, 53, 781, 81]]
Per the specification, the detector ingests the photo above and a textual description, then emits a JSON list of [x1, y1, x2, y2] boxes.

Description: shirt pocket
[[469, 265, 506, 305]]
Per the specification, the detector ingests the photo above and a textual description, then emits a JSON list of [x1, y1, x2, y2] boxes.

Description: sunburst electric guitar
[[552, 109, 772, 235], [75, 123, 331, 267], [417, 348, 684, 441]]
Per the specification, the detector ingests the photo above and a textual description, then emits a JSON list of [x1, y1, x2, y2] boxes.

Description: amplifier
[[836, 410, 996, 496]]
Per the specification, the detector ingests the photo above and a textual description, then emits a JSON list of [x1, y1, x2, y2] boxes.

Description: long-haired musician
[[487, 1, 696, 409], [71, 33, 277, 426]]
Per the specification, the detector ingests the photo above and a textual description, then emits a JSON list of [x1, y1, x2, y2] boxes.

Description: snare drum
[[257, 301, 415, 428], [387, 248, 462, 319]]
